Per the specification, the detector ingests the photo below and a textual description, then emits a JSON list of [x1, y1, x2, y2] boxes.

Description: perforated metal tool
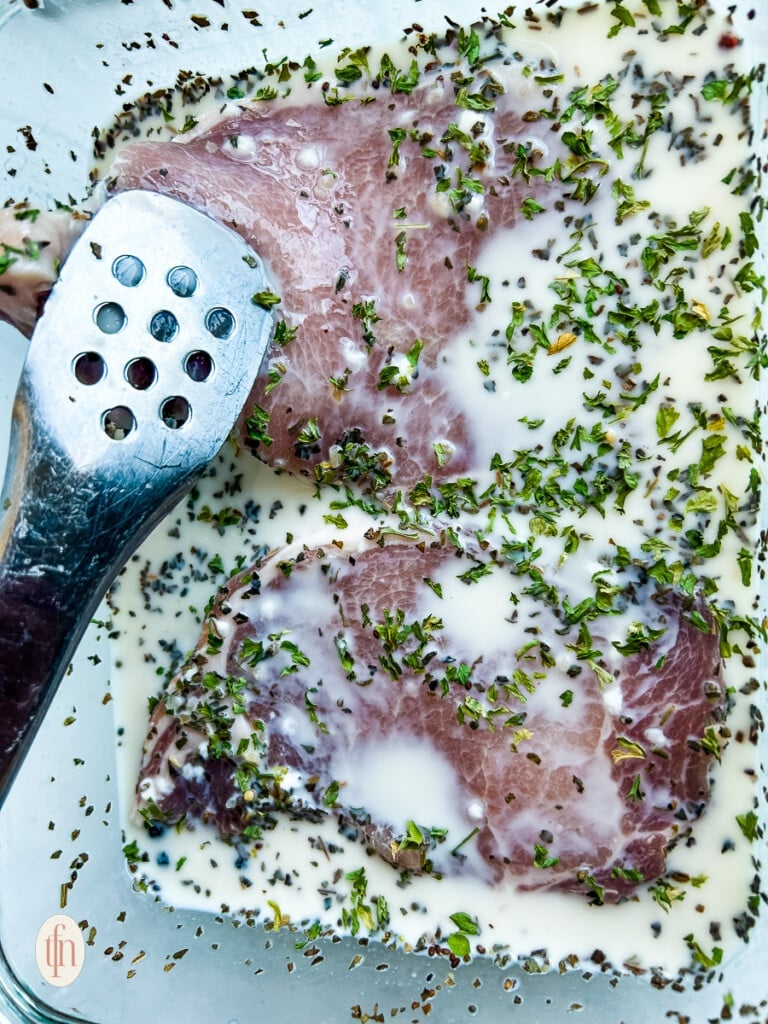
[[0, 189, 275, 802]]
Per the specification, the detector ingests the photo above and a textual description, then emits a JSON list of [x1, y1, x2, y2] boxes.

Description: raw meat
[[0, 206, 85, 338], [136, 528, 724, 902], [108, 73, 547, 494]]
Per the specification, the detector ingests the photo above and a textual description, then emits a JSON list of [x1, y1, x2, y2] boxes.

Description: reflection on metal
[[0, 190, 273, 804]]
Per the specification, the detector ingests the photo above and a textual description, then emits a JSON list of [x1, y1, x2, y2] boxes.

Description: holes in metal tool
[[160, 395, 191, 429], [205, 307, 235, 339], [125, 357, 157, 391], [103, 405, 135, 440], [94, 301, 126, 334], [167, 265, 198, 297], [73, 351, 105, 385], [184, 350, 214, 382], [112, 254, 145, 287], [149, 309, 178, 343]]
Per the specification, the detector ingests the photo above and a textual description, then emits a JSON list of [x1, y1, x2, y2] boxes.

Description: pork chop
[[136, 528, 724, 902]]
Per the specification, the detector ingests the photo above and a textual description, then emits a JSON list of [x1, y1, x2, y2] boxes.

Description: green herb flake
[[457, 26, 481, 66], [533, 843, 560, 869], [334, 634, 355, 673], [650, 880, 686, 912], [521, 197, 546, 220], [378, 55, 420, 95], [245, 405, 274, 449], [388, 127, 407, 168], [398, 820, 425, 851], [701, 75, 752, 106], [611, 737, 646, 763], [352, 298, 381, 349], [736, 547, 752, 587], [455, 85, 496, 112], [656, 405, 680, 439], [273, 320, 298, 346], [395, 231, 407, 272], [446, 931, 471, 958], [252, 290, 282, 310], [610, 865, 644, 882], [323, 780, 340, 808], [433, 441, 453, 468], [122, 839, 142, 864], [697, 726, 722, 764], [466, 264, 491, 304], [13, 207, 40, 222], [449, 911, 479, 935], [612, 178, 650, 223], [607, 2, 636, 38], [735, 810, 760, 842], [684, 934, 723, 969]]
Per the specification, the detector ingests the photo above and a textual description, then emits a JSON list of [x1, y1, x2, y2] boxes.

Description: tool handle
[[0, 402, 116, 802], [0, 377, 193, 805]]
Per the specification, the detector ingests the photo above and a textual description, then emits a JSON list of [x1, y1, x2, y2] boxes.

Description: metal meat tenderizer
[[0, 190, 275, 803]]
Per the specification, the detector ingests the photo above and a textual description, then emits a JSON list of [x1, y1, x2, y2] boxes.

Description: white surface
[[1, 2, 767, 1023]]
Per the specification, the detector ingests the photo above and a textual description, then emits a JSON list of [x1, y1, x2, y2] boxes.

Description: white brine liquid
[[109, 2, 765, 978]]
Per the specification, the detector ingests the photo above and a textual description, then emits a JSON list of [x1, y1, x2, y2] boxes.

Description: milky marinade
[[108, 3, 766, 979]]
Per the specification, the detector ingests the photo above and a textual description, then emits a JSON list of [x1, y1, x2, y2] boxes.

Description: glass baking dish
[[1, 1, 766, 1021]]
